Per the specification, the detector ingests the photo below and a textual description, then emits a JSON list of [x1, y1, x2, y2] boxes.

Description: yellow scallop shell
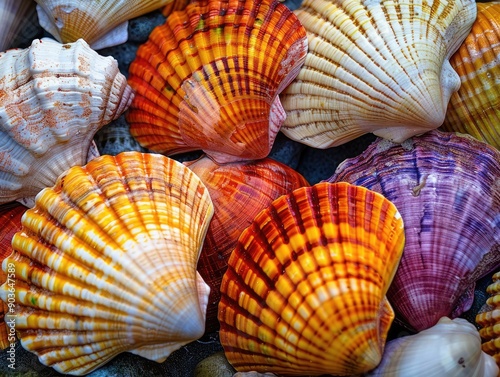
[[0, 151, 214, 375]]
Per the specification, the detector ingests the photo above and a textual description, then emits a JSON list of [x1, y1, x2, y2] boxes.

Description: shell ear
[[218, 182, 405, 376], [0, 151, 214, 375]]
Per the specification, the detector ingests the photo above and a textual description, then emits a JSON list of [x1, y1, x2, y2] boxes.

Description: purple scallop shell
[[327, 130, 500, 332]]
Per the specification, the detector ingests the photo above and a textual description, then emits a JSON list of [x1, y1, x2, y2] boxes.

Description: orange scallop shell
[[185, 156, 309, 333], [127, 0, 308, 163], [218, 182, 405, 376], [476, 271, 500, 368], [0, 202, 26, 350], [442, 2, 500, 149]]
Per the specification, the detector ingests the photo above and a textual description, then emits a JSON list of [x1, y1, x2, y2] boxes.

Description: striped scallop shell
[[35, 0, 173, 50], [365, 317, 499, 377], [218, 182, 405, 376], [476, 271, 500, 369], [0, 151, 214, 375], [329, 130, 500, 332], [0, 202, 26, 350], [280, 0, 477, 148], [442, 2, 500, 149], [0, 38, 133, 205], [127, 0, 308, 163], [184, 156, 309, 333]]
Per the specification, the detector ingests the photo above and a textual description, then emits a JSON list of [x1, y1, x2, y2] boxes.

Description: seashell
[[161, 0, 190, 18], [0, 0, 38, 52], [0, 151, 214, 375], [476, 271, 500, 368], [127, 0, 308, 163], [184, 156, 309, 333], [0, 202, 27, 350], [280, 0, 477, 148], [218, 182, 405, 376], [0, 37, 133, 205], [328, 130, 500, 332], [442, 2, 500, 150], [365, 317, 499, 377], [34, 0, 173, 50]]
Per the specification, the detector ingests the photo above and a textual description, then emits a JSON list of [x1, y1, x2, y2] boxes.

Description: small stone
[[194, 352, 236, 377]]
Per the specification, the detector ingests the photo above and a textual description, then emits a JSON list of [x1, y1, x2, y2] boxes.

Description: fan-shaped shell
[[476, 271, 500, 368], [442, 2, 500, 150], [365, 317, 499, 377], [127, 0, 308, 163], [218, 182, 405, 376], [0, 37, 133, 205], [35, 0, 173, 50], [0, 151, 214, 375], [329, 130, 500, 332], [0, 0, 38, 52], [280, 0, 476, 148], [0, 202, 26, 350], [184, 156, 309, 333]]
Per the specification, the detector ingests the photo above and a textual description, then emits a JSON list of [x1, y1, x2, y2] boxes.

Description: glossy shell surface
[[127, 0, 308, 163], [0, 151, 214, 375], [280, 0, 476, 148], [329, 130, 500, 332], [218, 182, 405, 376], [442, 2, 500, 149], [365, 317, 499, 377]]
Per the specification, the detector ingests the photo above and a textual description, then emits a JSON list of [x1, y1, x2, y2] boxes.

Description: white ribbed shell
[[280, 0, 477, 148]]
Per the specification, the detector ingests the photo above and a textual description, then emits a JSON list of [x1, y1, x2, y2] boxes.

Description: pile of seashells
[[0, 0, 499, 376]]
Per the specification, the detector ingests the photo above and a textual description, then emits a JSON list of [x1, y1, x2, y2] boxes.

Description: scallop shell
[[280, 0, 477, 148], [0, 151, 214, 375], [329, 130, 500, 332], [218, 182, 405, 376], [476, 271, 500, 368], [0, 0, 38, 52], [161, 0, 190, 18], [442, 2, 500, 150], [365, 317, 499, 377], [127, 0, 308, 163], [184, 156, 309, 333], [34, 0, 173, 50], [0, 202, 26, 350], [0, 37, 133, 205]]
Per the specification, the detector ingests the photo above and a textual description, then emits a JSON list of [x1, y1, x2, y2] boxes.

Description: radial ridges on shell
[[218, 182, 405, 376], [0, 151, 214, 375], [280, 0, 477, 148]]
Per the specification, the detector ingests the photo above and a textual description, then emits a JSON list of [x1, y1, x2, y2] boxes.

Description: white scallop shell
[[280, 0, 477, 148], [365, 317, 499, 377], [0, 37, 133, 204]]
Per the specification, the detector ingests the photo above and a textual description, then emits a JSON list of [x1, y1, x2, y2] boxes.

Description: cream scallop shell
[[280, 0, 477, 148], [0, 151, 214, 375], [0, 37, 133, 205], [35, 0, 173, 50]]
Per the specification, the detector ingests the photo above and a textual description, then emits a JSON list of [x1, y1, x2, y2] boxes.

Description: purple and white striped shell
[[328, 130, 500, 332]]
